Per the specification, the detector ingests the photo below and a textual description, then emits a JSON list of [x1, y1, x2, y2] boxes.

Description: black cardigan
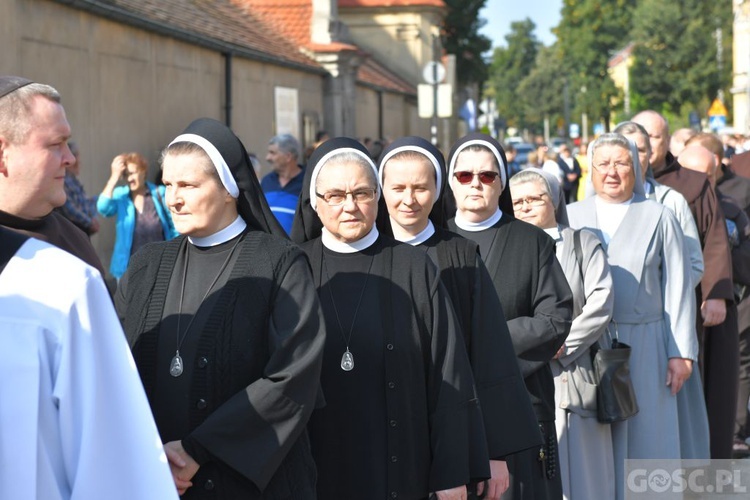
[[118, 232, 325, 499]]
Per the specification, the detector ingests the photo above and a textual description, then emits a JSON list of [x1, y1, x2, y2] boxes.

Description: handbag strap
[[573, 229, 584, 285]]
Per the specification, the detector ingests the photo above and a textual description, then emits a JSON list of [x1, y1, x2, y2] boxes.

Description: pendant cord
[[322, 252, 375, 351], [175, 235, 242, 354]]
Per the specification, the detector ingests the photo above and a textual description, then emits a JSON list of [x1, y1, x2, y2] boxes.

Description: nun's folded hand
[[164, 440, 199, 496], [435, 485, 467, 500], [666, 358, 693, 396], [476, 459, 509, 499]]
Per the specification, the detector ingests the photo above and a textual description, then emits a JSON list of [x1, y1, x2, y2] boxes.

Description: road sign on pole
[[708, 98, 728, 132]]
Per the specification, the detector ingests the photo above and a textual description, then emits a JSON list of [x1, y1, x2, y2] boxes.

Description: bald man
[[682, 142, 750, 457], [670, 128, 698, 157], [679, 144, 744, 459]]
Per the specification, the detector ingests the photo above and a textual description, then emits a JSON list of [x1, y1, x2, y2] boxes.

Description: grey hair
[[509, 169, 551, 197], [0, 82, 62, 144], [589, 133, 636, 165], [269, 133, 301, 160], [613, 121, 652, 158], [316, 151, 378, 190]]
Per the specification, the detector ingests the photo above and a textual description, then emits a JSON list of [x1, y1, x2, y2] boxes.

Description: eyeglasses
[[592, 161, 632, 174], [453, 171, 500, 185], [511, 193, 548, 210], [315, 188, 377, 206]]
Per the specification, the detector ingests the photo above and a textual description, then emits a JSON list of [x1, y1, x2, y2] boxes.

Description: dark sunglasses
[[453, 171, 500, 185]]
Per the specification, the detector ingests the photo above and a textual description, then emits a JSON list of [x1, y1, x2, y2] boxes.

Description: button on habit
[[204, 480, 215, 491], [196, 398, 207, 410], [198, 356, 208, 368], [386, 343, 394, 350]]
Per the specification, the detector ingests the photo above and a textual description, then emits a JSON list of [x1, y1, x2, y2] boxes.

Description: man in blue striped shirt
[[261, 133, 304, 234]]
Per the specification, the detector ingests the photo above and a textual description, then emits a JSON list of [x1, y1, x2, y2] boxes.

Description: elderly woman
[[292, 137, 489, 500], [446, 132, 573, 500], [567, 132, 698, 499], [509, 168, 615, 500], [98, 151, 178, 279], [377, 136, 542, 499], [116, 118, 325, 499]]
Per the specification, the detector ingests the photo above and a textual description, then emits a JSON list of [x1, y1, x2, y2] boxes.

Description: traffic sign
[[709, 115, 726, 131], [422, 62, 446, 85], [708, 98, 728, 117]]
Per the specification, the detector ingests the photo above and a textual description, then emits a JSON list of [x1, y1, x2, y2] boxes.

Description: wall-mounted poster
[[274, 86, 299, 138]]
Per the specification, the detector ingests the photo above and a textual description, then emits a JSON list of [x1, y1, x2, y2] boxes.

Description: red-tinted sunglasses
[[453, 171, 500, 185]]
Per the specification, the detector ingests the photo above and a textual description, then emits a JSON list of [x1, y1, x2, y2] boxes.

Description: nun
[[445, 132, 573, 500], [291, 137, 489, 500], [566, 132, 700, 500], [509, 168, 615, 500], [377, 136, 542, 499], [116, 118, 326, 499]]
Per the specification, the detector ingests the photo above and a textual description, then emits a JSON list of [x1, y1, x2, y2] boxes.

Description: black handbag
[[590, 323, 639, 423], [571, 230, 638, 423]]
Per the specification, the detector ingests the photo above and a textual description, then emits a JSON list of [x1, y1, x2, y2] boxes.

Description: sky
[[479, 0, 562, 50]]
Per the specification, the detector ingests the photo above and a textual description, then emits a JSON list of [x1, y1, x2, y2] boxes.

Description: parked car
[[512, 142, 535, 166]]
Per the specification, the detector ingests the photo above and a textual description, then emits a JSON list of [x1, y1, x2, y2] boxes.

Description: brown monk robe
[[731, 150, 750, 179]]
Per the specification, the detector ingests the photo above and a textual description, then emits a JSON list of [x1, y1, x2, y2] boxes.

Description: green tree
[[556, 0, 637, 127], [518, 45, 566, 134], [442, 0, 492, 85], [629, 0, 733, 121], [486, 18, 541, 129]]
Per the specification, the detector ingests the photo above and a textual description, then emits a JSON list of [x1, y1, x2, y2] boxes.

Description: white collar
[[393, 219, 435, 246], [595, 194, 634, 207], [454, 208, 503, 232], [543, 225, 562, 242], [187, 216, 247, 247], [321, 226, 379, 253]]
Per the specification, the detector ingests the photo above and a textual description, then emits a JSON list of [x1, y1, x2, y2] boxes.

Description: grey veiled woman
[[567, 133, 700, 500], [509, 169, 615, 500]]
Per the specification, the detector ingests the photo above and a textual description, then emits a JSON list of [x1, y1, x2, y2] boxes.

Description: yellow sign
[[708, 98, 728, 117]]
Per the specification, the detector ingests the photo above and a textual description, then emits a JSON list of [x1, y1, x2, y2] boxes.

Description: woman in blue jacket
[[98, 152, 177, 279]]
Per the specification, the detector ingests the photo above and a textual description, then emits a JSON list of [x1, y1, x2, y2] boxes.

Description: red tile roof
[[340, 0, 445, 7], [233, 1, 312, 47], [73, 0, 323, 70], [62, 0, 416, 95], [234, 0, 415, 95]]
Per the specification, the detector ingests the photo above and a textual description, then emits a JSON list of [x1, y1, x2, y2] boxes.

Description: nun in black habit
[[376, 136, 542, 499], [116, 118, 325, 499], [446, 133, 573, 500], [290, 137, 490, 500]]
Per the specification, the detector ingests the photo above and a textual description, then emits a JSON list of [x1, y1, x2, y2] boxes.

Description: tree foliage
[[556, 0, 637, 126], [518, 45, 566, 132], [486, 19, 541, 129], [629, 0, 733, 121], [442, 0, 492, 85], [481, 0, 734, 134]]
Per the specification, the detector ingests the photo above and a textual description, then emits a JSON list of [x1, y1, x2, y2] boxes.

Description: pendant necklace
[[322, 252, 375, 372], [170, 236, 242, 377]]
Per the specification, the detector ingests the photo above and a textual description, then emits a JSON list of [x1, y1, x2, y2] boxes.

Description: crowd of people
[[2, 73, 750, 500]]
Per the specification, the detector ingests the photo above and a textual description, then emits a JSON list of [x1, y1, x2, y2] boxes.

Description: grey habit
[[568, 137, 705, 500], [520, 169, 617, 500]]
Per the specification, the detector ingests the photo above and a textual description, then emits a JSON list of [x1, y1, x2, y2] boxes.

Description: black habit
[[446, 133, 573, 500], [376, 135, 541, 463], [303, 235, 489, 500]]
